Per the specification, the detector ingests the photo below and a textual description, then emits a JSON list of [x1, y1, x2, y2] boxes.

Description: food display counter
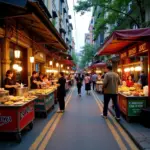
[[29, 89, 55, 118], [118, 85, 148, 121], [96, 81, 103, 93], [0, 95, 37, 142]]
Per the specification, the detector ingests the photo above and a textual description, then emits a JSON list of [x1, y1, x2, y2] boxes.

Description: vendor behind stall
[[4, 70, 20, 95], [126, 75, 134, 87], [30, 71, 40, 89]]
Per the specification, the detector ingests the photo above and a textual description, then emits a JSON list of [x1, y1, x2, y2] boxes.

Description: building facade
[[42, 0, 74, 55]]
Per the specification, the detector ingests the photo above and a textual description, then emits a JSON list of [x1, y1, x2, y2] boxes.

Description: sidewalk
[[97, 93, 150, 150]]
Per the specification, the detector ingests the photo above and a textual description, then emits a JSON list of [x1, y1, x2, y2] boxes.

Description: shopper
[[57, 72, 66, 113], [102, 65, 121, 120], [75, 73, 83, 96], [84, 73, 91, 95], [4, 70, 20, 95], [91, 72, 98, 90]]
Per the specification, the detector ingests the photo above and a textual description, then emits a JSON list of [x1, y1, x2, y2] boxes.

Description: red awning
[[60, 59, 75, 66], [97, 28, 150, 55], [89, 63, 106, 68]]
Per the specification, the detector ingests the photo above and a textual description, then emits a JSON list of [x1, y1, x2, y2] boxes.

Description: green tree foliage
[[79, 44, 96, 68], [72, 50, 79, 65], [74, 0, 145, 39]]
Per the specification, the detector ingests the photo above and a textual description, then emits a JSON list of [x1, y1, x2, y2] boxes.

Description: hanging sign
[[138, 43, 148, 53], [120, 52, 127, 59], [128, 47, 137, 57]]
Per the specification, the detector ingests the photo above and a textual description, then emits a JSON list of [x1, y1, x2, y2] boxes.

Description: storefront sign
[[35, 52, 46, 62], [128, 100, 146, 116], [20, 106, 34, 120], [128, 47, 137, 56], [0, 116, 12, 127], [139, 43, 148, 53], [120, 52, 127, 59]]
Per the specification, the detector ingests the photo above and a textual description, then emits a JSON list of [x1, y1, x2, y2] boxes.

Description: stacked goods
[[0, 95, 37, 106], [118, 85, 145, 96]]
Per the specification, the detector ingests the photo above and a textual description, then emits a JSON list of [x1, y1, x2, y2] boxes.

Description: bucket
[[15, 87, 28, 96]]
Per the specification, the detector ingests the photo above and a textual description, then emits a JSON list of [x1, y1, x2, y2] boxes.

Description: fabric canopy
[[60, 59, 75, 66], [89, 62, 106, 68], [97, 28, 150, 55]]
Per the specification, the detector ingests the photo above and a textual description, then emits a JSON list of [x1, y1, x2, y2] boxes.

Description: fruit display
[[0, 95, 37, 106], [118, 85, 145, 96]]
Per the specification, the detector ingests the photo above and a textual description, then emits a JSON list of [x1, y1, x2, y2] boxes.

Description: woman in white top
[[84, 73, 91, 95]]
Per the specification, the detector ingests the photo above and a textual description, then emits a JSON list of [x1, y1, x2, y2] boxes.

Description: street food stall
[[88, 63, 106, 92], [97, 28, 150, 121], [0, 95, 37, 142], [29, 87, 57, 118]]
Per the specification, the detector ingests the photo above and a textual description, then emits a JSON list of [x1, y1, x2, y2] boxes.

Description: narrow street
[[0, 87, 139, 150]]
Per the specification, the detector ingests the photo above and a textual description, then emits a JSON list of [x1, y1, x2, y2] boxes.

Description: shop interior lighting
[[67, 67, 70, 70], [130, 67, 135, 71], [46, 69, 58, 73], [49, 61, 53, 65], [61, 64, 63, 68], [14, 50, 21, 59], [56, 63, 59, 67], [30, 57, 34, 63], [124, 68, 130, 72], [135, 66, 142, 71], [117, 68, 122, 72]]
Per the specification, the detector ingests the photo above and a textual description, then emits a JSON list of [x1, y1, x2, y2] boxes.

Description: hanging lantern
[[14, 50, 21, 58], [56, 63, 59, 67], [17, 66, 22, 72], [30, 57, 34, 63], [49, 61, 53, 65], [13, 64, 19, 70]]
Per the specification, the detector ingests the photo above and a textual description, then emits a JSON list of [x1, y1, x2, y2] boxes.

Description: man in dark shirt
[[57, 72, 66, 113], [30, 71, 39, 89], [140, 71, 147, 88]]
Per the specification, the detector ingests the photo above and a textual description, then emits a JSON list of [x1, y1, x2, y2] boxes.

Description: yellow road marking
[[38, 88, 74, 149], [93, 92, 139, 150], [92, 91, 127, 150], [29, 88, 74, 150]]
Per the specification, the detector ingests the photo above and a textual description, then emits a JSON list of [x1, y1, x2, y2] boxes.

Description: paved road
[[0, 87, 139, 150]]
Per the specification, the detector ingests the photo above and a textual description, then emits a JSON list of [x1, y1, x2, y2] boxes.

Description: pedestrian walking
[[84, 73, 91, 95], [75, 73, 83, 96], [91, 72, 98, 90], [102, 65, 121, 120], [57, 72, 66, 113]]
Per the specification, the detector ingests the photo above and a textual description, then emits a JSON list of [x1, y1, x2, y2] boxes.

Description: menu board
[[128, 100, 146, 116]]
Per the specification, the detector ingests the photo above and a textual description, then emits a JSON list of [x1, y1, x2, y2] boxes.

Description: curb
[[108, 108, 144, 150]]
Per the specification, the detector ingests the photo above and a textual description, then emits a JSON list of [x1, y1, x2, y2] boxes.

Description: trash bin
[[140, 108, 150, 128]]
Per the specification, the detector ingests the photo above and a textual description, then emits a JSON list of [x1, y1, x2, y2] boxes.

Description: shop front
[[97, 28, 150, 120]]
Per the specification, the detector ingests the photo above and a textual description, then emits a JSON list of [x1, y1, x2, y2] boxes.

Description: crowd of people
[[74, 65, 148, 121]]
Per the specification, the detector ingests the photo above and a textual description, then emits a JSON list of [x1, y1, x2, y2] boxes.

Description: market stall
[[97, 28, 150, 121], [88, 63, 106, 92], [0, 95, 37, 142], [29, 88, 56, 118]]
